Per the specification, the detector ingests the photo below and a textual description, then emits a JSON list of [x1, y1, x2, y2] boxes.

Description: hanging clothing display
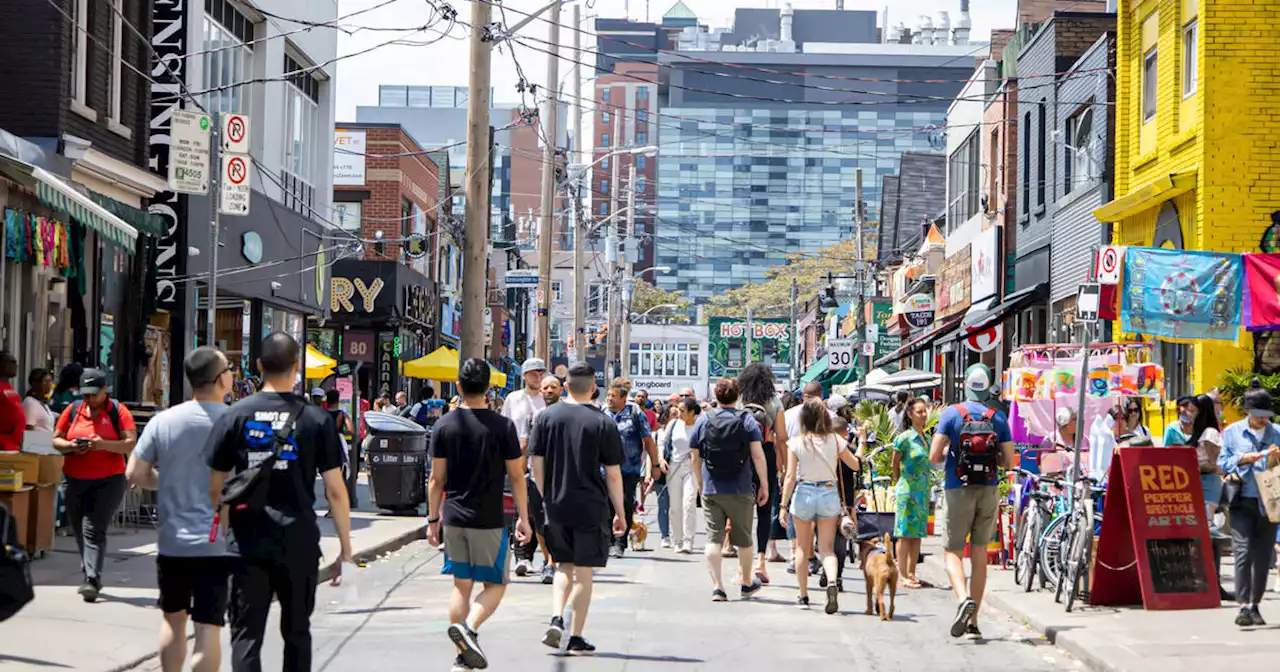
[[4, 207, 73, 271]]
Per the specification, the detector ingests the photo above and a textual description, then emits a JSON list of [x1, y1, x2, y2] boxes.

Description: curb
[[914, 559, 1124, 672], [112, 523, 427, 672]]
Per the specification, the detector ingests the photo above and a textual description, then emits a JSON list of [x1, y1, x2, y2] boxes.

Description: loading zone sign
[[219, 155, 251, 216]]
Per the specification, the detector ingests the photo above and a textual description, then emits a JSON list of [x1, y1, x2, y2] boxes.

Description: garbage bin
[[363, 411, 429, 515]]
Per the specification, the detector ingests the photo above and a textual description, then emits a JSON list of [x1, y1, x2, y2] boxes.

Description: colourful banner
[[1243, 253, 1280, 331], [1121, 248, 1241, 342]]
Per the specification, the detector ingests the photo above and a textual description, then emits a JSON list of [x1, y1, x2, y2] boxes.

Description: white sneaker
[[514, 559, 532, 577], [679, 543, 694, 555], [661, 537, 672, 549]]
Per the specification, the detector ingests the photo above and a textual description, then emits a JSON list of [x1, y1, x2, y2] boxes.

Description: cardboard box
[[35, 454, 63, 485], [0, 452, 38, 485]]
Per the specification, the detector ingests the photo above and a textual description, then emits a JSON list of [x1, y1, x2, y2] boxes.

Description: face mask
[[1179, 414, 1193, 425]]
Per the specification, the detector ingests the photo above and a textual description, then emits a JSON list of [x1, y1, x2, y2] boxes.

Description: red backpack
[[952, 404, 1000, 486]]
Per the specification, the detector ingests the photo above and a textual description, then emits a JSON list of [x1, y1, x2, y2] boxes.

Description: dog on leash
[[629, 521, 649, 551], [863, 533, 898, 620]]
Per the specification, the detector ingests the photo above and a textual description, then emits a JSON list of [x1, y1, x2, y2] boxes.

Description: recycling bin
[[363, 411, 430, 515]]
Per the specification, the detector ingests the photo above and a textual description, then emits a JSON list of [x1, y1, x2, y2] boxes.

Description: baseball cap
[[310, 387, 325, 398], [521, 358, 547, 375], [826, 394, 849, 413], [1243, 383, 1275, 418], [1055, 407, 1077, 427], [79, 368, 108, 395], [964, 363, 993, 402]]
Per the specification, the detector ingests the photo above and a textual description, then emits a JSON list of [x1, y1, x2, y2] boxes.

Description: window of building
[[602, 111, 610, 124], [283, 51, 320, 218], [1183, 19, 1198, 97], [588, 283, 609, 314], [601, 133, 610, 147], [601, 89, 610, 103], [1158, 341, 1191, 399], [636, 155, 646, 170], [601, 156, 609, 169], [69, 0, 88, 107], [1065, 106, 1095, 194], [947, 130, 980, 228], [202, 0, 254, 115], [630, 352, 640, 376], [988, 128, 1000, 212], [600, 202, 608, 216], [551, 280, 562, 303], [636, 176, 647, 193], [106, 0, 125, 127], [637, 131, 647, 145], [637, 109, 648, 122], [1143, 48, 1158, 122], [637, 86, 649, 102], [1022, 112, 1031, 216], [379, 85, 408, 106], [1036, 102, 1047, 208], [601, 179, 609, 195]]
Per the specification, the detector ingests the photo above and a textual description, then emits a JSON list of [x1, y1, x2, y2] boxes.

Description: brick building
[[594, 62, 658, 270], [329, 122, 441, 401]]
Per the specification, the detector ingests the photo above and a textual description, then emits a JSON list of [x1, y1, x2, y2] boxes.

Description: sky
[[333, 0, 1019, 121]]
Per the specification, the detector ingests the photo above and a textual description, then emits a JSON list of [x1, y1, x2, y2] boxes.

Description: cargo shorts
[[942, 485, 1001, 552]]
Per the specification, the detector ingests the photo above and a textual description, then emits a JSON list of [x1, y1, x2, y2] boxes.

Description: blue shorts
[[790, 481, 842, 521], [442, 526, 510, 585]]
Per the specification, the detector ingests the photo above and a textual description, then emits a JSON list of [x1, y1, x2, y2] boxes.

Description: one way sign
[[219, 154, 251, 216]]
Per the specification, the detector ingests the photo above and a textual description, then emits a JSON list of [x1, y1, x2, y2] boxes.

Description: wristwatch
[[427, 517, 440, 524]]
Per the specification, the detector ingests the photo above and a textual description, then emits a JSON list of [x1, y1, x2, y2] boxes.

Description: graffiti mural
[[707, 317, 793, 381]]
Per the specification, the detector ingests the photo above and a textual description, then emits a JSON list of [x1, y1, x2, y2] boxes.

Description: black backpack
[[68, 399, 122, 437], [701, 409, 751, 476], [0, 503, 33, 622], [743, 403, 770, 443]]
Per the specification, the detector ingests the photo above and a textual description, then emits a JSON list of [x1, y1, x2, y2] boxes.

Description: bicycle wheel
[[1037, 515, 1067, 589], [1052, 521, 1075, 604], [1065, 527, 1092, 613], [1013, 508, 1029, 587], [1017, 511, 1041, 591]]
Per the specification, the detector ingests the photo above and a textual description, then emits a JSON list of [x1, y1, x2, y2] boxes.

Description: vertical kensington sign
[[148, 0, 189, 310]]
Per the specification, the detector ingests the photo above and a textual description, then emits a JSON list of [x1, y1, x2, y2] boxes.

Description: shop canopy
[[0, 154, 138, 251], [877, 368, 942, 391], [798, 355, 828, 385], [403, 346, 508, 387], [872, 315, 964, 369], [304, 345, 336, 379]]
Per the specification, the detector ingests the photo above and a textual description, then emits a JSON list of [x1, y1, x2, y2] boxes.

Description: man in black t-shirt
[[206, 333, 352, 672], [427, 358, 530, 672], [530, 363, 625, 655]]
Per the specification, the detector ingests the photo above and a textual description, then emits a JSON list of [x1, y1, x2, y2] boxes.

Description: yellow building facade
[[1095, 0, 1280, 400]]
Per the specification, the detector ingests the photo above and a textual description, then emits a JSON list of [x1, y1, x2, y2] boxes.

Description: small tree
[[630, 279, 691, 323], [704, 239, 864, 317]]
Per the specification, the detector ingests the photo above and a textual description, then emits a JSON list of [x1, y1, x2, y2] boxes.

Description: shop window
[[630, 351, 639, 376], [283, 51, 320, 218], [1158, 341, 1191, 400], [728, 340, 743, 368], [202, 0, 254, 115]]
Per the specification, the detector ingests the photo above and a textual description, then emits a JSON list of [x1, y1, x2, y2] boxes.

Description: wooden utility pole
[[534, 1, 562, 362], [460, 0, 493, 360]]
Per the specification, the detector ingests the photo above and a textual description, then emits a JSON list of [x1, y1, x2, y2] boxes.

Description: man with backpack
[[930, 363, 1015, 639], [404, 385, 446, 428], [604, 384, 661, 558], [690, 378, 768, 602]]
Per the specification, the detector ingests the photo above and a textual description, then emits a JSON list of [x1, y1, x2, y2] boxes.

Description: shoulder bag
[[810, 434, 858, 540], [221, 402, 304, 511], [0, 503, 33, 622]]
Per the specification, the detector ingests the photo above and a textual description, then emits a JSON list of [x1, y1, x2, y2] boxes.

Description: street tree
[[704, 239, 864, 317], [630, 279, 691, 323]]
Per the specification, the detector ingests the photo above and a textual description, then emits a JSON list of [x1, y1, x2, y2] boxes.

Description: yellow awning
[[403, 347, 507, 387], [1093, 169, 1198, 223], [304, 344, 336, 379]]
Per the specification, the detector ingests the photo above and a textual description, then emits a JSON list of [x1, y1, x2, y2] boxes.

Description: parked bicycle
[[1053, 474, 1105, 612], [1013, 469, 1065, 591]]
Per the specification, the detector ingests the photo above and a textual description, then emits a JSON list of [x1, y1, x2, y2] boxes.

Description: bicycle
[[1013, 469, 1065, 591], [1035, 478, 1093, 590], [1054, 475, 1104, 612]]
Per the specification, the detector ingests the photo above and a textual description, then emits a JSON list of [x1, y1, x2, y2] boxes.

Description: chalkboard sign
[[1145, 538, 1208, 594]]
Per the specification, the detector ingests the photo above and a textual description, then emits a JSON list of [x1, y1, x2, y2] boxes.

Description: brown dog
[[863, 533, 898, 620], [629, 520, 648, 551]]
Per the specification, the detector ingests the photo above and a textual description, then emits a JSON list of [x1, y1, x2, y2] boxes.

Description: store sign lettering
[[330, 277, 384, 313], [717, 321, 790, 341], [404, 284, 429, 324], [376, 333, 395, 398], [148, 0, 189, 309]]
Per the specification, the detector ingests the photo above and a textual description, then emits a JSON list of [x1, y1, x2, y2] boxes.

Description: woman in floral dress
[[892, 397, 931, 588]]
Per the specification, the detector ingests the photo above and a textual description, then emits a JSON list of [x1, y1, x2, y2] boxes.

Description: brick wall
[[0, 0, 149, 167], [335, 126, 440, 267], [1018, 0, 1108, 26]]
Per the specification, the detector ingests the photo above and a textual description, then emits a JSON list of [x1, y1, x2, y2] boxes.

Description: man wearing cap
[[929, 363, 1014, 639], [502, 358, 552, 582]]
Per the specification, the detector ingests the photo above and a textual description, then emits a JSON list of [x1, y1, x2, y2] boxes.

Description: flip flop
[[755, 570, 770, 585]]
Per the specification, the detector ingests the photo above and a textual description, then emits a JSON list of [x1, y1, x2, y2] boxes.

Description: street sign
[[504, 269, 539, 288], [1077, 283, 1101, 323], [219, 154, 251, 216], [1097, 246, 1124, 285], [221, 113, 250, 154], [168, 109, 211, 195], [828, 338, 855, 370], [865, 323, 879, 341], [861, 341, 875, 356]]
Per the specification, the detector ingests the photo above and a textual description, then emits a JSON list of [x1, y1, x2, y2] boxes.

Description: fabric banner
[[1243, 253, 1280, 331], [1121, 247, 1241, 342]]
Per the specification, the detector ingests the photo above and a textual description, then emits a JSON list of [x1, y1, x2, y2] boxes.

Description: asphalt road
[[203, 532, 1081, 672]]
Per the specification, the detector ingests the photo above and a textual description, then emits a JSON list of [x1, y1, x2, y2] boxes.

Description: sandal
[[755, 569, 770, 585], [767, 552, 786, 563]]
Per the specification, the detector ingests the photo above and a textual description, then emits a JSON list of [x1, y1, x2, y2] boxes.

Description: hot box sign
[[707, 316, 792, 379]]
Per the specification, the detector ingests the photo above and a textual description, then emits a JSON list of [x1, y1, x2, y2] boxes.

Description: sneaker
[[541, 616, 565, 649], [566, 636, 597, 655], [661, 537, 672, 549], [608, 545, 623, 559], [824, 584, 840, 615], [965, 623, 983, 639], [78, 581, 99, 604], [1251, 605, 1267, 626], [447, 623, 487, 670], [1235, 606, 1254, 627], [796, 595, 810, 609], [786, 561, 797, 575], [740, 579, 763, 598], [450, 654, 472, 672], [514, 559, 532, 577], [540, 564, 555, 585], [678, 544, 693, 555], [711, 589, 728, 602], [950, 599, 977, 638]]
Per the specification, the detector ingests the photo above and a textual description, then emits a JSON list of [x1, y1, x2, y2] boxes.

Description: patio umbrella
[[878, 368, 942, 391], [403, 346, 507, 387], [304, 344, 336, 380]]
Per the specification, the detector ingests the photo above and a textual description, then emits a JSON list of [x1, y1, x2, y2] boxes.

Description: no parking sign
[[1097, 246, 1125, 285]]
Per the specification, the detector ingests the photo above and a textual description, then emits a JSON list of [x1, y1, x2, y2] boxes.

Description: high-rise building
[[646, 5, 978, 301]]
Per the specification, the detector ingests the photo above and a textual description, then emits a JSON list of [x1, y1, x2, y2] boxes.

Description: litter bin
[[363, 411, 429, 515]]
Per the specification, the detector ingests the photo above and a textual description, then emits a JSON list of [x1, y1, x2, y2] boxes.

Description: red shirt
[[643, 408, 658, 432], [58, 400, 137, 480], [0, 382, 24, 452]]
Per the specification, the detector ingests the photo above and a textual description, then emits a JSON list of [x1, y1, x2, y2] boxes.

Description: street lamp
[[634, 303, 680, 324]]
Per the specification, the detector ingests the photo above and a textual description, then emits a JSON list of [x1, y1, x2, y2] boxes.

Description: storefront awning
[[87, 191, 167, 238], [946, 282, 1050, 340], [0, 153, 137, 251], [871, 315, 963, 368], [1092, 169, 1197, 223], [799, 355, 828, 385]]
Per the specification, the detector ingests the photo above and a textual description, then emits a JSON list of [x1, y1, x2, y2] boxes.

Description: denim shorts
[[790, 481, 842, 521]]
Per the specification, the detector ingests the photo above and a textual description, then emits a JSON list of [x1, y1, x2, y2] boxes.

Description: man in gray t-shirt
[[126, 346, 233, 671]]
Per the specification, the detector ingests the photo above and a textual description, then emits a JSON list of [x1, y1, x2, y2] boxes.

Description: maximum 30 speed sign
[[827, 338, 856, 370]]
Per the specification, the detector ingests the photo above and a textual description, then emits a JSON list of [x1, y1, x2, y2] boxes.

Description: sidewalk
[[0, 476, 426, 672], [915, 536, 1280, 672]]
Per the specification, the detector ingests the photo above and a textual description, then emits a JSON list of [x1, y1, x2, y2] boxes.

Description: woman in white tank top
[[779, 399, 863, 613]]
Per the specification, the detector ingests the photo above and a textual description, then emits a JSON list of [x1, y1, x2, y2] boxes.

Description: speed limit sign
[[827, 338, 855, 370]]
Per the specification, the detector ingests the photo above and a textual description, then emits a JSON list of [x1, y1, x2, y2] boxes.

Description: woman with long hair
[[737, 362, 790, 579], [653, 403, 681, 547], [23, 368, 55, 432], [662, 398, 701, 553], [892, 397, 931, 588], [779, 399, 863, 613], [1189, 393, 1232, 600]]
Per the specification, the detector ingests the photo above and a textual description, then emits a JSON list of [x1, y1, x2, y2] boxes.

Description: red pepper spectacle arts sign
[[1091, 447, 1220, 610]]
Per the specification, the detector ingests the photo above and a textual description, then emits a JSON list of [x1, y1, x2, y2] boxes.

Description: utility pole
[[745, 307, 754, 366], [603, 112, 622, 381], [570, 3, 586, 364], [460, 0, 493, 361], [789, 277, 797, 382], [619, 163, 636, 371], [206, 113, 221, 346], [855, 168, 866, 382], [534, 0, 562, 362]]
